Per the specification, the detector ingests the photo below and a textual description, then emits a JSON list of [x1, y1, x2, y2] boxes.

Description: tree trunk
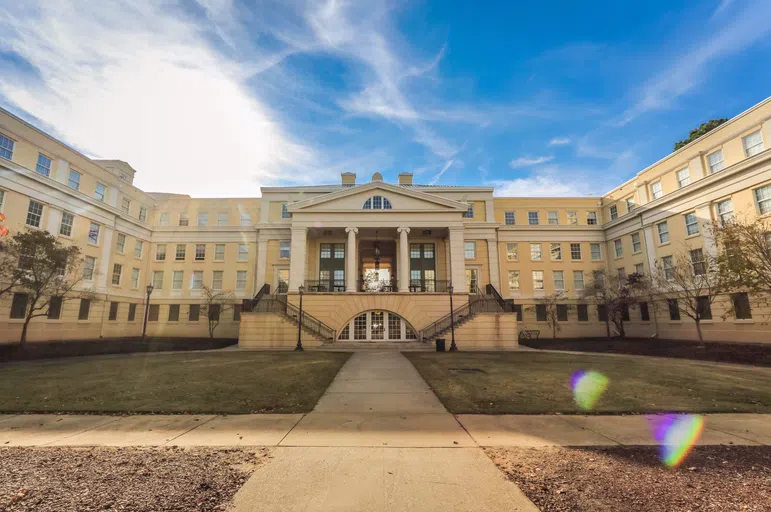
[[552, 322, 557, 339], [618, 321, 626, 338], [20, 317, 30, 346], [695, 319, 703, 341], [605, 320, 611, 338]]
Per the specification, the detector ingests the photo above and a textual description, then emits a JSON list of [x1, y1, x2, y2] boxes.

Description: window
[[590, 243, 602, 261], [241, 212, 251, 226], [134, 240, 144, 258], [131, 268, 140, 288], [208, 304, 222, 322], [26, 200, 43, 228], [152, 271, 164, 290], [159, 212, 169, 226], [179, 213, 189, 226], [354, 313, 367, 340], [195, 244, 206, 261], [155, 244, 167, 261], [238, 244, 248, 261], [716, 199, 734, 224], [569, 243, 581, 260], [59, 212, 74, 237], [214, 244, 225, 261], [0, 189, 4, 210], [128, 303, 137, 322], [662, 256, 674, 281], [236, 270, 247, 291], [172, 271, 183, 290], [198, 212, 208, 226], [233, 304, 242, 321], [69, 170, 81, 190], [139, 207, 147, 222], [634, 263, 645, 275], [743, 130, 764, 157], [191, 271, 204, 290], [175, 244, 186, 261], [148, 304, 160, 322], [421, 244, 432, 259], [535, 304, 547, 321], [465, 268, 479, 293], [513, 304, 523, 321], [84, 256, 96, 280], [111, 263, 122, 286], [548, 211, 559, 225], [567, 211, 578, 225], [676, 168, 691, 188], [684, 212, 699, 236], [614, 239, 623, 258], [533, 270, 544, 290], [279, 241, 290, 258], [553, 270, 565, 290], [189, 304, 201, 321], [587, 211, 598, 225], [464, 241, 476, 259], [697, 296, 712, 320], [625, 197, 635, 213], [617, 268, 627, 281], [116, 234, 126, 253], [321, 243, 332, 259], [557, 304, 568, 322], [94, 183, 106, 201], [577, 304, 589, 321], [87, 222, 100, 245], [10, 293, 27, 319], [78, 299, 91, 320], [281, 203, 291, 218], [508, 270, 520, 291], [640, 302, 650, 321], [530, 243, 542, 260], [506, 243, 518, 261], [609, 205, 618, 220], [657, 222, 670, 244], [668, 299, 680, 321], [593, 271, 605, 288], [651, 181, 663, 200], [212, 270, 224, 290], [690, 248, 706, 276], [0, 133, 14, 159], [48, 296, 62, 320], [463, 203, 474, 218], [597, 305, 608, 322], [755, 185, 771, 215], [573, 270, 585, 290], [168, 304, 180, 322], [33, 153, 53, 177], [504, 211, 515, 225], [550, 243, 562, 260], [363, 196, 393, 210], [217, 212, 228, 226], [732, 292, 752, 319], [108, 302, 119, 321], [631, 232, 641, 253], [707, 150, 725, 173], [388, 313, 401, 340], [121, 197, 130, 215], [528, 211, 539, 225]]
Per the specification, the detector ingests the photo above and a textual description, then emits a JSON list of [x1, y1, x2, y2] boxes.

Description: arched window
[[338, 311, 417, 341], [363, 196, 392, 209]]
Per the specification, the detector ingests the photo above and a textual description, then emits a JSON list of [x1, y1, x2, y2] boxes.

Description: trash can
[[435, 338, 446, 352]]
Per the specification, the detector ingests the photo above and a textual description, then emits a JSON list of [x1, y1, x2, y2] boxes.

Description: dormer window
[[363, 196, 392, 209]]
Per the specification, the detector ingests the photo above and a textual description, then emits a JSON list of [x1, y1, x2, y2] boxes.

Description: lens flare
[[647, 414, 705, 467], [570, 370, 609, 410]]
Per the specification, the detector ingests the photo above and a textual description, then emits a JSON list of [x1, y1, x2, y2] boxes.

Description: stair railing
[[419, 286, 503, 341], [243, 283, 270, 312], [253, 294, 336, 342], [485, 284, 515, 312]]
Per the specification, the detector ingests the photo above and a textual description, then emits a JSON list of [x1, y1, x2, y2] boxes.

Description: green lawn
[[404, 351, 771, 414], [0, 351, 351, 414]]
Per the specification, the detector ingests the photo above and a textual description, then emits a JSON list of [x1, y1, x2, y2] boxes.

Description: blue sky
[[1, 0, 770, 197]]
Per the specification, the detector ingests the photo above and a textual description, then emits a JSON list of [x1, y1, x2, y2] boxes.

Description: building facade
[[1, 98, 770, 347]]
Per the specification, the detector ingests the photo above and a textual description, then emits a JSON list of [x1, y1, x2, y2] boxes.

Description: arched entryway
[[337, 310, 418, 342]]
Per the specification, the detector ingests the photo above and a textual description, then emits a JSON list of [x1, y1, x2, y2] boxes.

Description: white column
[[448, 226, 466, 292], [53, 159, 69, 186], [397, 227, 410, 292], [642, 226, 657, 276], [444, 237, 451, 283], [635, 181, 649, 205], [288, 227, 307, 292], [487, 237, 500, 290], [695, 204, 717, 258], [255, 239, 268, 291], [346, 227, 358, 292], [46, 207, 62, 236], [96, 228, 114, 291], [485, 200, 495, 223]]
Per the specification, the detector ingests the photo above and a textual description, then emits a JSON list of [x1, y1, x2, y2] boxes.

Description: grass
[[404, 351, 771, 414], [0, 351, 351, 414]]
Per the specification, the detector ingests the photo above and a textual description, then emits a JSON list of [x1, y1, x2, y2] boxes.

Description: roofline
[[602, 95, 771, 197], [492, 195, 600, 200]]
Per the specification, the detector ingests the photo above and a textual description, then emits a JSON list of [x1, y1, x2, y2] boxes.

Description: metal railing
[[419, 287, 504, 341], [486, 283, 515, 312], [409, 279, 450, 293], [358, 279, 397, 292], [243, 283, 270, 312], [253, 294, 336, 341], [304, 280, 346, 292]]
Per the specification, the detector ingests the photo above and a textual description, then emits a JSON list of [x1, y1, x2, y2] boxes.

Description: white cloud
[[509, 156, 554, 169], [490, 175, 591, 197], [428, 159, 455, 185], [548, 137, 570, 146]]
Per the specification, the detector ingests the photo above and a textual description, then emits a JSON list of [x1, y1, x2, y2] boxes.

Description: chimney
[[398, 172, 413, 186], [341, 172, 356, 186]]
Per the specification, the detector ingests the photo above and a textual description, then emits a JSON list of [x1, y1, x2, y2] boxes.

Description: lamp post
[[295, 285, 304, 351], [448, 284, 457, 351], [142, 284, 154, 339]]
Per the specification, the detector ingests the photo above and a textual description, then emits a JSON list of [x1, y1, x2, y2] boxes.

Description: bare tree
[[711, 214, 771, 292], [0, 235, 21, 298], [528, 291, 570, 339], [199, 285, 236, 338], [7, 230, 92, 345], [581, 271, 648, 338]]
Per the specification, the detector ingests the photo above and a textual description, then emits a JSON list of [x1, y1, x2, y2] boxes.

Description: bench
[[518, 329, 540, 340]]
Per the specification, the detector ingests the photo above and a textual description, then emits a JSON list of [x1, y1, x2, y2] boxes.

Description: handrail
[[244, 283, 270, 312], [486, 284, 514, 312], [254, 294, 336, 341], [419, 287, 503, 341]]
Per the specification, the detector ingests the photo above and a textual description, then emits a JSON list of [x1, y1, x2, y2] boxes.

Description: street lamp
[[448, 284, 457, 351], [142, 284, 154, 339], [295, 285, 304, 351]]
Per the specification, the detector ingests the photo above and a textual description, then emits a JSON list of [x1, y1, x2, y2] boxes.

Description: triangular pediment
[[286, 182, 468, 212]]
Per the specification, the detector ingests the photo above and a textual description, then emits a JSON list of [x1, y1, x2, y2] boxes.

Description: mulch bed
[[520, 337, 771, 367], [0, 337, 237, 363], [0, 446, 268, 511], [487, 445, 771, 512]]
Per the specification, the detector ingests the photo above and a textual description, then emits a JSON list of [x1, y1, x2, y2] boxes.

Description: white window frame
[[279, 241, 290, 259], [111, 263, 122, 286], [625, 197, 635, 213], [179, 213, 189, 226], [504, 211, 515, 225], [0, 133, 14, 160], [214, 244, 226, 261], [152, 271, 164, 290], [238, 244, 248, 261], [175, 244, 186, 261], [212, 270, 224, 290], [651, 181, 663, 200], [707, 150, 724, 173], [684, 212, 700, 236], [68, 170, 81, 191], [155, 244, 167, 261], [172, 271, 184, 290], [236, 270, 248, 291], [676, 168, 690, 188], [191, 270, 204, 290], [567, 211, 578, 225], [508, 270, 520, 291], [506, 243, 518, 261], [530, 243, 542, 261], [754, 185, 771, 215], [217, 212, 229, 226], [631, 232, 641, 253], [59, 211, 74, 237], [88, 222, 100, 245], [586, 211, 597, 225], [131, 268, 140, 289], [84, 256, 96, 281], [464, 241, 476, 259], [614, 239, 623, 258], [657, 222, 670, 244], [528, 211, 539, 225], [550, 243, 562, 261], [553, 270, 565, 290], [116, 233, 126, 254], [240, 213, 251, 226], [548, 211, 559, 225], [716, 199, 734, 224], [532, 270, 544, 290], [609, 205, 618, 220], [134, 240, 144, 259], [159, 212, 169, 226], [198, 212, 209, 226], [139, 206, 147, 222], [590, 243, 602, 261], [570, 243, 581, 260], [573, 270, 585, 290], [195, 244, 207, 261], [94, 183, 106, 201], [742, 130, 764, 157]]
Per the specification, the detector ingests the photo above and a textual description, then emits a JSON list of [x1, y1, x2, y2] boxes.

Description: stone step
[[323, 341, 432, 350]]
